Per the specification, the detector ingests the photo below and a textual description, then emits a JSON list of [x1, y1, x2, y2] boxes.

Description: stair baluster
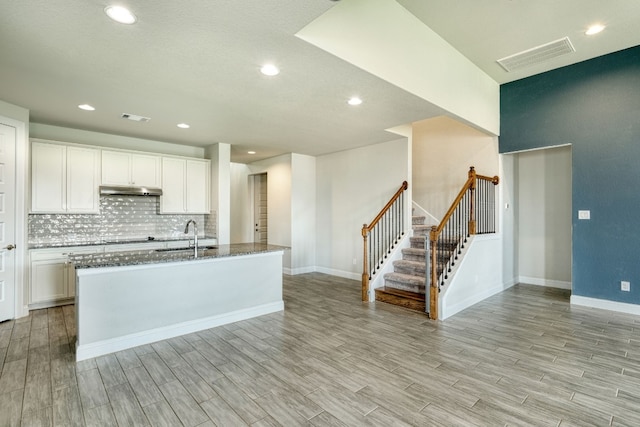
[[361, 181, 409, 301]]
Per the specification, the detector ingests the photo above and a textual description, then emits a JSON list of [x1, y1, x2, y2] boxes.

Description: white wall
[[229, 163, 252, 244], [296, 0, 499, 136], [440, 235, 506, 319], [316, 138, 409, 279], [291, 154, 317, 274], [247, 154, 293, 269], [206, 143, 231, 244], [501, 154, 517, 288], [516, 145, 572, 288], [30, 123, 204, 158], [413, 116, 498, 220]]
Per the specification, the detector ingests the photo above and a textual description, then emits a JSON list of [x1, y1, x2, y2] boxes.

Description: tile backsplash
[[29, 195, 216, 246]]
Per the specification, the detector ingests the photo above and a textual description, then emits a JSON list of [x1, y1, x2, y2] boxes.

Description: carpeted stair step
[[401, 247, 426, 262], [384, 272, 426, 294], [412, 225, 431, 237], [393, 259, 425, 276], [402, 247, 456, 267], [410, 236, 426, 249], [412, 215, 426, 225], [375, 287, 426, 312]]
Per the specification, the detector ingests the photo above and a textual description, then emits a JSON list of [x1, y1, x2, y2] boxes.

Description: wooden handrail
[[428, 166, 499, 319], [431, 168, 499, 240], [362, 181, 408, 234], [432, 176, 474, 237], [361, 181, 408, 301]]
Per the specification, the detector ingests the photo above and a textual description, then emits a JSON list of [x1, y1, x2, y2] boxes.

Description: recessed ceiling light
[[78, 104, 95, 111], [248, 151, 256, 154], [177, 123, 190, 129], [260, 64, 280, 76], [348, 97, 363, 106], [105, 5, 137, 24], [585, 24, 605, 35]]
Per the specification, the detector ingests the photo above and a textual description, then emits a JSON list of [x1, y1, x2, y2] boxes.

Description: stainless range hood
[[99, 185, 163, 196]]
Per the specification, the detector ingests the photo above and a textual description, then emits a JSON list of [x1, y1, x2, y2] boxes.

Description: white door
[[252, 173, 267, 244], [0, 123, 16, 322]]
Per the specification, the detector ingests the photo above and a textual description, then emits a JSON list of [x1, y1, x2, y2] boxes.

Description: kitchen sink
[[155, 245, 218, 252]]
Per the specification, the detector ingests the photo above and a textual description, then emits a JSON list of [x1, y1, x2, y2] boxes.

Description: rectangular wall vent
[[497, 37, 575, 72], [121, 113, 151, 123]]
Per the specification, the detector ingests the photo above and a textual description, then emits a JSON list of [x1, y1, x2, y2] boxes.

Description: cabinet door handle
[[4, 244, 15, 251]]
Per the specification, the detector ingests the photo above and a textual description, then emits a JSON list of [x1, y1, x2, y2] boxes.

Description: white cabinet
[[31, 142, 65, 212], [101, 150, 161, 187], [31, 141, 100, 213], [29, 247, 100, 306], [160, 157, 210, 214]]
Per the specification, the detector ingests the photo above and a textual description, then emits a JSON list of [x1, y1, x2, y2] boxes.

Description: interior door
[[253, 173, 267, 244], [0, 123, 16, 322]]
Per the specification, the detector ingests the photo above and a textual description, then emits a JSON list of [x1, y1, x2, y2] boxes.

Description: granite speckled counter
[[74, 242, 286, 361], [70, 243, 288, 269]]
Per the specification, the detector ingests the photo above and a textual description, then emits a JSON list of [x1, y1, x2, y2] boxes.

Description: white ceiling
[[1, 1, 638, 163], [397, 0, 640, 85]]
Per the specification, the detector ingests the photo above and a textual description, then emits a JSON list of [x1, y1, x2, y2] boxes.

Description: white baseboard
[[76, 301, 284, 361], [571, 295, 640, 316], [286, 266, 317, 276], [518, 276, 572, 290], [441, 281, 516, 320], [314, 266, 360, 281], [283, 266, 362, 281]]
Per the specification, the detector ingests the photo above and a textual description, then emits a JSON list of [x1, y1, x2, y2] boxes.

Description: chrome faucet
[[184, 219, 198, 257]]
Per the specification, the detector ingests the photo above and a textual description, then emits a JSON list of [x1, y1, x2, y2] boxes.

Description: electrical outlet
[[578, 210, 591, 220], [352, 258, 357, 265], [621, 281, 631, 292]]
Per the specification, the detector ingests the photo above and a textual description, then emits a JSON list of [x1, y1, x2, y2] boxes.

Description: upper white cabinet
[[161, 157, 210, 214], [31, 141, 100, 214], [101, 150, 161, 187]]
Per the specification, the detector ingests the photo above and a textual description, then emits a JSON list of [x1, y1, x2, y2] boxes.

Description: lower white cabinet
[[29, 247, 100, 307]]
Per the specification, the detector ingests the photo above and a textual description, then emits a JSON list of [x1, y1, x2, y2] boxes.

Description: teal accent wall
[[500, 45, 640, 303]]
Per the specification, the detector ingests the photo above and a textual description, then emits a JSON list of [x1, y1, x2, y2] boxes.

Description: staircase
[[375, 214, 429, 312], [362, 169, 499, 319], [375, 214, 458, 313]]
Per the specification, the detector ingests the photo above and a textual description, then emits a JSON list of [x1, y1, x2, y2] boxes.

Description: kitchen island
[[71, 243, 287, 361]]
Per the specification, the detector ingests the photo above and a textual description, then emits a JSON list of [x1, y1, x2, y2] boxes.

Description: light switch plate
[[578, 210, 590, 220]]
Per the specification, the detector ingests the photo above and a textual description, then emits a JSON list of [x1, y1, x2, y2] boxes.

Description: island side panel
[[76, 251, 283, 361]]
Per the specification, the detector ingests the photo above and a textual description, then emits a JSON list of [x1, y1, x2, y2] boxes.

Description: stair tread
[[393, 259, 425, 268], [376, 286, 425, 301], [384, 272, 425, 284], [402, 247, 426, 254]]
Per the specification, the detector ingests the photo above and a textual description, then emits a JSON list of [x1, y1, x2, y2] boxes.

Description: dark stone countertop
[[69, 243, 288, 269], [28, 235, 218, 250]]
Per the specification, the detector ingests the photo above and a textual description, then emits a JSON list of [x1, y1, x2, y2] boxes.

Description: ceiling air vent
[[497, 37, 575, 72], [121, 113, 151, 122]]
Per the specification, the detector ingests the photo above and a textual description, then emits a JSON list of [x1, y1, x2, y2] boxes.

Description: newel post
[[468, 166, 477, 235], [429, 225, 439, 320], [361, 224, 369, 302]]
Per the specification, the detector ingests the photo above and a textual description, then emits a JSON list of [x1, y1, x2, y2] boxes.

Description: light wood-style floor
[[2, 273, 640, 426]]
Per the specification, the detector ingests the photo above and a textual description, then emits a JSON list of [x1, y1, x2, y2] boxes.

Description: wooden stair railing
[[361, 181, 408, 301], [428, 167, 499, 319]]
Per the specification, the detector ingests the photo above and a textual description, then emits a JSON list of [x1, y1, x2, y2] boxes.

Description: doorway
[[251, 173, 268, 244], [0, 122, 17, 322], [516, 145, 572, 289]]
